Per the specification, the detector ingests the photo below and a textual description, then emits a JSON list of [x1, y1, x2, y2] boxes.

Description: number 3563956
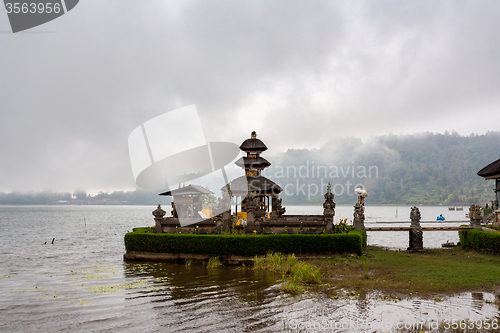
[[5, 2, 61, 14], [443, 318, 498, 330]]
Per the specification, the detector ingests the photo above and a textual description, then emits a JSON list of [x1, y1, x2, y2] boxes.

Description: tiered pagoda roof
[[224, 175, 282, 197], [239, 131, 268, 152], [234, 156, 271, 169], [223, 131, 282, 197]]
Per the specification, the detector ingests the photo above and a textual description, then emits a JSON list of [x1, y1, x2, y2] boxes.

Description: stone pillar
[[215, 214, 223, 233], [246, 211, 255, 233], [245, 191, 258, 233], [254, 214, 261, 233], [469, 204, 482, 230], [353, 202, 365, 230], [152, 204, 166, 233], [323, 183, 335, 232], [408, 206, 423, 252], [222, 210, 231, 232]]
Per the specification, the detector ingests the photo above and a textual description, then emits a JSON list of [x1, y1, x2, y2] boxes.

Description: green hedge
[[125, 229, 366, 256], [459, 229, 500, 254]]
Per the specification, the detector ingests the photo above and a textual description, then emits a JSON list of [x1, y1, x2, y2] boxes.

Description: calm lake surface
[[0, 205, 498, 333]]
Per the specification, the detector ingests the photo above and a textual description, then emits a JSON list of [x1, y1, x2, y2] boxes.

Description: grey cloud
[[1, 0, 500, 192]]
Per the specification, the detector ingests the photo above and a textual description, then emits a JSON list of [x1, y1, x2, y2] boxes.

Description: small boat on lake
[[437, 214, 445, 221]]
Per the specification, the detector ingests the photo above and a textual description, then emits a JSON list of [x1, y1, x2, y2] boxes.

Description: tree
[[73, 190, 87, 200]]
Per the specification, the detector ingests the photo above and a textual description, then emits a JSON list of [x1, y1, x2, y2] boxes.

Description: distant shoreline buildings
[[49, 198, 128, 205]]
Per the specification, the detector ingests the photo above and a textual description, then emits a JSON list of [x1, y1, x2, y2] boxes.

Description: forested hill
[[263, 131, 500, 205], [2, 131, 499, 206]]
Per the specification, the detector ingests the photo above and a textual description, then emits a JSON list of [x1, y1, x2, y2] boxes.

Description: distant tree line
[[264, 131, 500, 206], [0, 189, 168, 205], [2, 131, 499, 206]]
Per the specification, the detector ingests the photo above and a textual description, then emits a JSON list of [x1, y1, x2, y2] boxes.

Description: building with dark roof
[[159, 184, 213, 219], [477, 158, 500, 208], [222, 131, 283, 217]]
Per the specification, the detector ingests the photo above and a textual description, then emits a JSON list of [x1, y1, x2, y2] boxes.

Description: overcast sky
[[1, 0, 500, 193]]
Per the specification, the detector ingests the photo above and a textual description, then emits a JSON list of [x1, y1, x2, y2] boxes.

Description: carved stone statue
[[323, 183, 336, 215], [352, 185, 366, 230], [152, 204, 167, 233], [271, 197, 286, 218], [469, 204, 482, 229], [323, 183, 336, 232], [152, 204, 166, 219], [353, 201, 365, 230], [410, 206, 421, 229]]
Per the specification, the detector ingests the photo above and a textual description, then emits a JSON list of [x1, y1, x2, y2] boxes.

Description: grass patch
[[486, 224, 500, 231], [313, 246, 500, 296], [207, 256, 223, 268], [254, 252, 322, 294]]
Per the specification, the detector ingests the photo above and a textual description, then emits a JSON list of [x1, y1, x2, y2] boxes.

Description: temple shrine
[[153, 131, 336, 234], [222, 131, 284, 218]]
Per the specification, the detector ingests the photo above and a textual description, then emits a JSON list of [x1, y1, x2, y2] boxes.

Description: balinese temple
[[223, 131, 283, 217], [159, 184, 214, 219]]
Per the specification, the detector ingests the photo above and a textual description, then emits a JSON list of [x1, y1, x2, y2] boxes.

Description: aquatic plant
[[290, 261, 322, 284], [254, 252, 322, 294], [86, 279, 148, 294], [280, 276, 303, 294], [207, 256, 223, 268]]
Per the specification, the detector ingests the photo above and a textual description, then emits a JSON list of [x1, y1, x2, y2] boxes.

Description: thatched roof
[[159, 184, 213, 196], [477, 158, 500, 179], [234, 156, 271, 169], [221, 175, 282, 196], [239, 131, 267, 152], [239, 139, 267, 152]]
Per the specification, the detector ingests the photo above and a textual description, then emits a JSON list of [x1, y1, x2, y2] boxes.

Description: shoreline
[[312, 246, 500, 297]]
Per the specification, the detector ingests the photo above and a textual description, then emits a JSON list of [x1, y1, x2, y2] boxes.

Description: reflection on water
[[0, 205, 498, 332]]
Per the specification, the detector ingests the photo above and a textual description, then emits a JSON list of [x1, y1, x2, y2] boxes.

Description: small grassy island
[[125, 132, 370, 263]]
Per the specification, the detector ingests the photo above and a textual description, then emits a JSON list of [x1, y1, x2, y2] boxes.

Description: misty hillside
[[264, 131, 500, 205], [2, 131, 499, 206]]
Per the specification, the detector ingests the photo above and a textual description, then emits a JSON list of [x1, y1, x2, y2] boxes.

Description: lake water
[[0, 205, 498, 333]]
